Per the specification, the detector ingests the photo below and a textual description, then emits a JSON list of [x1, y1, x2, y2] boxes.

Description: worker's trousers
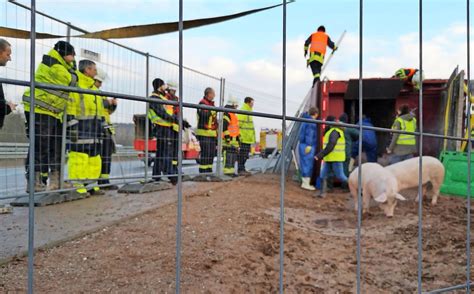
[[309, 60, 323, 86], [223, 145, 238, 175], [68, 143, 102, 194], [153, 125, 178, 184], [25, 112, 62, 175], [99, 135, 115, 185], [197, 135, 217, 174], [238, 143, 251, 172], [320, 162, 348, 183]]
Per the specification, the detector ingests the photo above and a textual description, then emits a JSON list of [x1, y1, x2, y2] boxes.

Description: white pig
[[385, 156, 445, 206], [349, 162, 406, 217]]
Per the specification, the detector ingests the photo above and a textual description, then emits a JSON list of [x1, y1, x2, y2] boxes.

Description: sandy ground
[[1, 174, 473, 293]]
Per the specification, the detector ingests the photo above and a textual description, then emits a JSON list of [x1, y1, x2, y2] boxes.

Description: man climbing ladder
[[304, 25, 337, 86]]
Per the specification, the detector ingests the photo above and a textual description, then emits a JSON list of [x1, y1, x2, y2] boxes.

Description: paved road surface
[[0, 157, 275, 261], [0, 157, 271, 202]]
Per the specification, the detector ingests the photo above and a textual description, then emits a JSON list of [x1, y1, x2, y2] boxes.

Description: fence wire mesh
[[0, 0, 473, 293]]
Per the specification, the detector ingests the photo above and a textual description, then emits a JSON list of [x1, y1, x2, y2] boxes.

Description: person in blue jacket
[[352, 114, 378, 163], [298, 107, 319, 190]]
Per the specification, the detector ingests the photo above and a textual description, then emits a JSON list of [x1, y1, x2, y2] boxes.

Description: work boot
[[90, 186, 105, 196], [98, 179, 119, 190], [301, 177, 315, 191], [26, 172, 46, 193], [317, 179, 328, 198], [238, 170, 252, 177], [48, 171, 73, 191]]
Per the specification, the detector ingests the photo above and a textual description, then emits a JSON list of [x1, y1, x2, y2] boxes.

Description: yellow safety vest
[[148, 93, 178, 132], [323, 128, 346, 162], [237, 103, 256, 144], [67, 71, 104, 119], [23, 49, 77, 120], [394, 117, 416, 145]]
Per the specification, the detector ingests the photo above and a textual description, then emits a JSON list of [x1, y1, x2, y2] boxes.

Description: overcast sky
[[1, 0, 473, 131]]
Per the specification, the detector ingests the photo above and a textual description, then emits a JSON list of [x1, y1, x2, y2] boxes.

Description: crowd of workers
[[0, 38, 257, 196], [298, 104, 418, 196]]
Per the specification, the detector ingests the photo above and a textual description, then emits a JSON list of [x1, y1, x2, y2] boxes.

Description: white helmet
[[227, 95, 239, 107], [94, 68, 108, 82], [167, 80, 178, 91]]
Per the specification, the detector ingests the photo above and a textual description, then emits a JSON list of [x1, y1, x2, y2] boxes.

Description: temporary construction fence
[[0, 0, 473, 293]]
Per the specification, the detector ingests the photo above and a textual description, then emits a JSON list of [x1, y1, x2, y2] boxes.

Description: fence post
[[27, 0, 37, 293], [144, 53, 150, 182], [59, 22, 72, 190], [216, 78, 225, 177]]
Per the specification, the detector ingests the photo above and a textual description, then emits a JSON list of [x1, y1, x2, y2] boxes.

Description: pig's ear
[[395, 193, 406, 201], [374, 193, 387, 203]]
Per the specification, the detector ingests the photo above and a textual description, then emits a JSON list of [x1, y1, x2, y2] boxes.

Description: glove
[[333, 46, 338, 52], [304, 146, 312, 154], [183, 120, 191, 129]]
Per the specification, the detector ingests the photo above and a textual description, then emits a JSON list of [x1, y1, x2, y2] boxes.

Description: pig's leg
[[415, 184, 427, 202], [362, 191, 371, 215], [430, 180, 441, 206]]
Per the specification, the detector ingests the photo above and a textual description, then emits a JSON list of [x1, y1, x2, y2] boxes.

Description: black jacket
[[315, 129, 341, 159], [0, 83, 12, 129]]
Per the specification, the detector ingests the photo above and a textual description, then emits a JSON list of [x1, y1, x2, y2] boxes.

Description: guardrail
[[0, 143, 138, 160]]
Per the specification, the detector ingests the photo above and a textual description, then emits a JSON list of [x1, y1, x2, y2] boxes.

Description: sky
[[1, 0, 473, 132]]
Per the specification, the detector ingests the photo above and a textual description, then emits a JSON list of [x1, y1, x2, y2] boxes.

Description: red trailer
[[317, 78, 449, 157]]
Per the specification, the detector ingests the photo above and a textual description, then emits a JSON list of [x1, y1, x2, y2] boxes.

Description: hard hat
[[94, 68, 108, 82], [167, 80, 178, 91], [227, 95, 239, 107]]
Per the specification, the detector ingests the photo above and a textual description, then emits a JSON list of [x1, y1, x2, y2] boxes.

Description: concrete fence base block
[[118, 181, 173, 194], [11, 192, 65, 207], [192, 175, 233, 182]]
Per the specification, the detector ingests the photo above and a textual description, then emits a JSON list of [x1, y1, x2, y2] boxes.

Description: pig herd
[[348, 156, 445, 218]]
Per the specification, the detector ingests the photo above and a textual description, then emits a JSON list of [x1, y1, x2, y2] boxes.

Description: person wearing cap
[[149, 78, 190, 184], [222, 97, 240, 177], [304, 25, 337, 86], [23, 40, 77, 192], [95, 69, 119, 190], [66, 60, 105, 196], [196, 87, 218, 174], [237, 96, 255, 176]]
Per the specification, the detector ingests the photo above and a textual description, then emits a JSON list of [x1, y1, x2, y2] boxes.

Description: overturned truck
[[312, 67, 471, 196]]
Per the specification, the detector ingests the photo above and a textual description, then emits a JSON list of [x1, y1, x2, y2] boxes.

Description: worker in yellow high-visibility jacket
[[387, 104, 417, 164], [237, 96, 255, 176], [67, 60, 105, 196], [23, 41, 77, 192], [94, 69, 119, 190], [148, 78, 190, 184], [314, 116, 347, 198]]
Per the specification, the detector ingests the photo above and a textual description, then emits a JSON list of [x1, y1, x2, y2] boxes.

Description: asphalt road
[[0, 157, 272, 202]]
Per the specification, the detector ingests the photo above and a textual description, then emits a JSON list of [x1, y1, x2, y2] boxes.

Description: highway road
[[0, 157, 273, 202]]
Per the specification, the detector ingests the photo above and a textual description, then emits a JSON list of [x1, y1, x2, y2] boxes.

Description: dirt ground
[[1, 173, 473, 293]]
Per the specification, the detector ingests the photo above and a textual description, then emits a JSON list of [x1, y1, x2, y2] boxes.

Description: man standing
[[95, 69, 119, 190], [222, 97, 240, 177], [298, 107, 319, 190], [23, 41, 77, 192], [237, 96, 255, 176], [314, 116, 347, 198], [387, 104, 417, 164], [196, 87, 218, 174], [67, 60, 104, 196], [0, 38, 16, 129], [149, 79, 189, 184], [304, 26, 337, 86]]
